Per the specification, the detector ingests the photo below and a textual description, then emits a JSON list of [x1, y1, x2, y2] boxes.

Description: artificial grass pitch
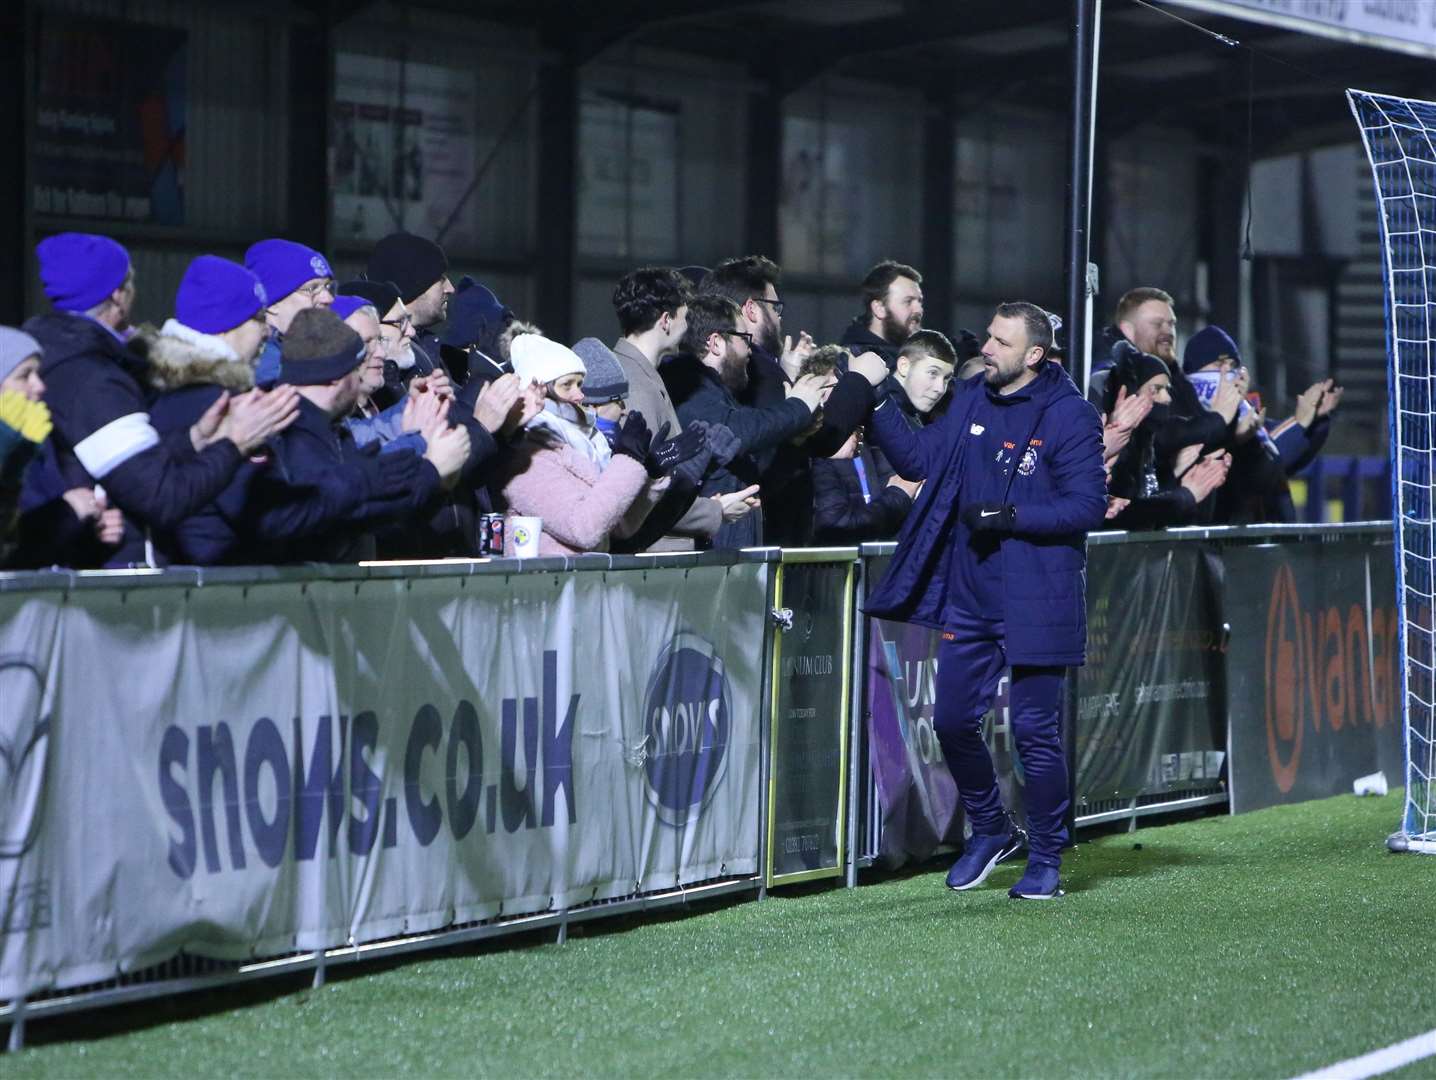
[[11, 793, 1436, 1079]]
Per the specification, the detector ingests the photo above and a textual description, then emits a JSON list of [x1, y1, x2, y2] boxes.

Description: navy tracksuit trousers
[[935, 627, 1069, 867]]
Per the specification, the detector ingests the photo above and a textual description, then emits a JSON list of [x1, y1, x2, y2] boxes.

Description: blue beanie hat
[[244, 239, 333, 304], [36, 233, 131, 312], [440, 277, 513, 349], [1183, 325, 1241, 374], [330, 295, 371, 322], [174, 255, 267, 334]]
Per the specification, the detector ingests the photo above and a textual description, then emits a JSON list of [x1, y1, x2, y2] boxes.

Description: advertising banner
[[767, 561, 851, 883], [862, 556, 1026, 867], [864, 541, 1227, 865], [0, 564, 766, 1000], [1224, 539, 1402, 813], [1076, 542, 1228, 809], [1170, 1, 1436, 60], [32, 17, 187, 224]]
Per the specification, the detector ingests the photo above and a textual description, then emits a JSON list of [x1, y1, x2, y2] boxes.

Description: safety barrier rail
[[0, 522, 1398, 1046]]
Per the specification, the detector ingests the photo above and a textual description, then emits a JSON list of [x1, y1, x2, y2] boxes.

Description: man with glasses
[[337, 279, 427, 408], [700, 254, 891, 545], [333, 295, 430, 459], [661, 294, 832, 549], [245, 238, 337, 388], [366, 232, 455, 394], [700, 255, 801, 409]]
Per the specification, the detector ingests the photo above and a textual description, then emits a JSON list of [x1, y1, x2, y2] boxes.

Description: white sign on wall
[[332, 53, 478, 248], [1168, 0, 1436, 59]]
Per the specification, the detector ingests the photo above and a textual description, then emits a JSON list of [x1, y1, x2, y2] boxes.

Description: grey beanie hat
[[573, 337, 629, 405], [0, 327, 43, 386]]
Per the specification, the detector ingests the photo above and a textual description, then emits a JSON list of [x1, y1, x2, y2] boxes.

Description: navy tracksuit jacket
[[866, 360, 1106, 864]]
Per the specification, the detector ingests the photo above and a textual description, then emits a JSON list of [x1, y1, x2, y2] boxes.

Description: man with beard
[[839, 260, 925, 370], [661, 294, 832, 548], [700, 255, 890, 544], [865, 301, 1106, 900], [700, 255, 805, 406], [1091, 287, 1236, 456]]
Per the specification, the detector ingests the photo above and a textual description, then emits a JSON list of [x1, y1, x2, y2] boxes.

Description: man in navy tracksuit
[[866, 301, 1106, 899]]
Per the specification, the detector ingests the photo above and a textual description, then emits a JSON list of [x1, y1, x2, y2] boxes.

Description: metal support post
[[7, 997, 25, 1052], [1065, 0, 1102, 393], [845, 559, 866, 889]]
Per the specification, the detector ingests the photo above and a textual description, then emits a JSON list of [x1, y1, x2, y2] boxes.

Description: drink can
[[479, 513, 506, 556]]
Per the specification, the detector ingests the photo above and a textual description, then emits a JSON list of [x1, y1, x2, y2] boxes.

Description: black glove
[[961, 503, 1016, 534], [611, 410, 653, 464], [645, 421, 706, 479]]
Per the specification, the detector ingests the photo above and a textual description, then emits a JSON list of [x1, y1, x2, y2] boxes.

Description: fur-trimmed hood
[[134, 320, 256, 394]]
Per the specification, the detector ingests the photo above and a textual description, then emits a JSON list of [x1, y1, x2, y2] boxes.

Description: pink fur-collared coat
[[499, 434, 657, 556]]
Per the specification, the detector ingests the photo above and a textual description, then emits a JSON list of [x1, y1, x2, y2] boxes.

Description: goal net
[[1349, 89, 1436, 853]]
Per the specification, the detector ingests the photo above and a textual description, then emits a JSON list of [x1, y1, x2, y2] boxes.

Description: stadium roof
[[340, 0, 1432, 154]]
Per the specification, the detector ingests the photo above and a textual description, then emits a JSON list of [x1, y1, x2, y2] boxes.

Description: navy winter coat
[[811, 445, 912, 544], [838, 319, 901, 370], [662, 354, 814, 548], [22, 312, 244, 567], [264, 397, 443, 563], [865, 361, 1106, 666]]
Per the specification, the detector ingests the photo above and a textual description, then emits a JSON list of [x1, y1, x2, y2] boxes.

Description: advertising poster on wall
[[576, 95, 679, 260], [779, 115, 861, 278], [332, 53, 477, 249], [32, 17, 187, 224]]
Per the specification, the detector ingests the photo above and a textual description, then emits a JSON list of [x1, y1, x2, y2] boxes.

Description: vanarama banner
[[1223, 537, 1402, 812], [0, 564, 766, 1000]]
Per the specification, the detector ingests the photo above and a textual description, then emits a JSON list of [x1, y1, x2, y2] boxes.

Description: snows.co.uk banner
[[0, 563, 767, 999]]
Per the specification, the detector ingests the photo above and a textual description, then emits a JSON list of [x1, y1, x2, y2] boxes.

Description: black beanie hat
[[1102, 340, 1169, 414], [366, 233, 449, 304], [953, 328, 982, 363], [339, 279, 402, 318]]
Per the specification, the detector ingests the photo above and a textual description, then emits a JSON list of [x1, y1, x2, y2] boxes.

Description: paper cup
[[510, 516, 542, 558]]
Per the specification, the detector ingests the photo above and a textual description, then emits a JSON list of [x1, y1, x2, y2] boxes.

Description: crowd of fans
[[0, 232, 1341, 568]]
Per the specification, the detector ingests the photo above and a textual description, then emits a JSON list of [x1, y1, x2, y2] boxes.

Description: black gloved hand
[[961, 503, 1016, 534], [645, 421, 707, 479], [611, 410, 653, 464]]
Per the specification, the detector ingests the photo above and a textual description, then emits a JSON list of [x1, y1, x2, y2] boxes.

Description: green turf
[[9, 793, 1436, 1078]]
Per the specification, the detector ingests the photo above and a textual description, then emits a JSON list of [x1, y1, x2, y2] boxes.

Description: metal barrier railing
[[0, 522, 1394, 1046]]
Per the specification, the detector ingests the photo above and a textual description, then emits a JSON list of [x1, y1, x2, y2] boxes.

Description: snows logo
[[0, 657, 50, 859], [639, 633, 731, 826]]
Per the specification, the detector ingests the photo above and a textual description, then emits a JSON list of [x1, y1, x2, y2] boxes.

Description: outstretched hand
[[645, 421, 706, 478]]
